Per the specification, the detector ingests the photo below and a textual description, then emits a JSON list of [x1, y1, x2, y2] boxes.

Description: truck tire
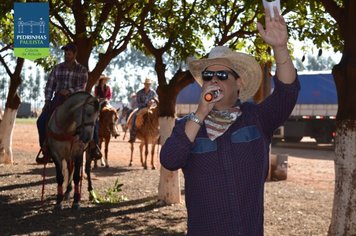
[[315, 135, 333, 144], [315, 127, 334, 144]]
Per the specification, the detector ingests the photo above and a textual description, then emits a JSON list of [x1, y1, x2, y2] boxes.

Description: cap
[[61, 43, 77, 53]]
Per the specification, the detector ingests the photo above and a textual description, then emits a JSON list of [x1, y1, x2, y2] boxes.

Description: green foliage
[[131, 0, 206, 67], [90, 178, 127, 204], [286, 1, 342, 53]]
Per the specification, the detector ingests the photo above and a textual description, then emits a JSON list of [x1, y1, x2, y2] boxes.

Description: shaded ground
[[0, 121, 334, 235]]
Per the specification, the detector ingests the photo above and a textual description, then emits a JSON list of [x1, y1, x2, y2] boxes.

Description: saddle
[[135, 107, 150, 129]]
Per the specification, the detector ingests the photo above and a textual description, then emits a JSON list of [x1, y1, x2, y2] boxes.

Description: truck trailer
[[175, 72, 337, 144], [273, 73, 337, 144]]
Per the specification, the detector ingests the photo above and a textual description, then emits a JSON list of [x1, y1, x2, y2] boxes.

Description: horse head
[[77, 95, 100, 143], [55, 92, 100, 144], [99, 106, 120, 138]]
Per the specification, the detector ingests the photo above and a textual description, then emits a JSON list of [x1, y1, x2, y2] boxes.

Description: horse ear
[[90, 97, 100, 111], [99, 100, 107, 109], [153, 97, 159, 105]]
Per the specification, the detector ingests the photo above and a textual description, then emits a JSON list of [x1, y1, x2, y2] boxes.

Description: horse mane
[[65, 92, 100, 112], [137, 106, 159, 139], [67, 91, 92, 99]]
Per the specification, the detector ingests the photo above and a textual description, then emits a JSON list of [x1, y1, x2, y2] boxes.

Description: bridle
[[48, 95, 98, 142], [76, 96, 98, 141]]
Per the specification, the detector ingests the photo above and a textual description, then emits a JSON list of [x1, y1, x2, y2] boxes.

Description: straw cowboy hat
[[188, 46, 263, 101], [143, 78, 152, 84], [98, 74, 111, 82]]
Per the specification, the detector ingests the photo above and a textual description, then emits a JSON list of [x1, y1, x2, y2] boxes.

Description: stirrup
[[90, 145, 102, 161], [36, 148, 53, 164]]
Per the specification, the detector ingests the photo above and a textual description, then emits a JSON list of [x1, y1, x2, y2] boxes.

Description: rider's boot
[[90, 141, 102, 161]]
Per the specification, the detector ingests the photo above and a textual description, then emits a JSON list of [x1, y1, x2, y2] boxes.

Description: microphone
[[204, 90, 220, 102]]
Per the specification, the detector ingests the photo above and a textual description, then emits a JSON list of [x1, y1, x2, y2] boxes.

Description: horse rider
[[94, 74, 112, 105], [128, 78, 158, 143], [123, 92, 137, 122], [90, 74, 114, 160], [36, 42, 91, 164]]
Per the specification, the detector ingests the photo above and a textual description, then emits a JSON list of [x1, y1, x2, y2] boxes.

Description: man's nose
[[211, 75, 219, 83]]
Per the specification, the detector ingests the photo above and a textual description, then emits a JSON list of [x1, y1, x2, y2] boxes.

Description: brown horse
[[127, 102, 159, 169], [95, 105, 120, 168]]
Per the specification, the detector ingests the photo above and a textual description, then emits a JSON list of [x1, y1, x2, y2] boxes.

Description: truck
[[175, 72, 337, 144], [17, 102, 32, 118]]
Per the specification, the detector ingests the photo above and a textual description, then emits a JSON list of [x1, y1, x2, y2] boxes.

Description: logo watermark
[[14, 2, 49, 60]]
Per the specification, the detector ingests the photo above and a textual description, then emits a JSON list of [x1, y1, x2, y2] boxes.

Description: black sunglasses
[[202, 70, 239, 82]]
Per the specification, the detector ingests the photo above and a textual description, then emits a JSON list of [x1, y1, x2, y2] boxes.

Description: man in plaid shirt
[[36, 43, 88, 163]]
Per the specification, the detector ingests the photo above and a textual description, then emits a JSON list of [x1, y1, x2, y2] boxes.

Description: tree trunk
[[0, 108, 18, 164], [328, 120, 356, 234], [156, 70, 194, 204], [157, 116, 181, 204], [327, 0, 356, 231]]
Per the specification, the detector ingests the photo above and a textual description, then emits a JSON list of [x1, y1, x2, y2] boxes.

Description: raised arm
[[257, 7, 295, 84]]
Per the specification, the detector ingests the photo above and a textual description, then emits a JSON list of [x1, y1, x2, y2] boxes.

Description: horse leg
[[129, 142, 134, 166], [122, 126, 127, 140], [72, 155, 83, 210], [142, 142, 148, 169], [93, 140, 99, 168], [151, 143, 156, 170], [85, 151, 94, 201], [53, 158, 65, 211], [99, 138, 106, 167], [64, 182, 72, 201], [104, 137, 110, 168]]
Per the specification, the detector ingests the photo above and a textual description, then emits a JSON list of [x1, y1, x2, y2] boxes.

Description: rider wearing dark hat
[[36, 42, 88, 163]]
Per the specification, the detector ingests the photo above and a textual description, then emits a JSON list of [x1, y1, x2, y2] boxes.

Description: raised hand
[[257, 6, 288, 49]]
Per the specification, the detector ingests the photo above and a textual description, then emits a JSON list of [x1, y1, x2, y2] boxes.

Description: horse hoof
[[64, 193, 71, 201], [129, 163, 132, 167], [105, 165, 109, 168], [72, 203, 81, 210], [54, 203, 63, 212], [152, 166, 156, 170], [144, 166, 148, 170]]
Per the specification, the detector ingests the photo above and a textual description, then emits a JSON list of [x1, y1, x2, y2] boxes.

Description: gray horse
[[46, 92, 100, 210]]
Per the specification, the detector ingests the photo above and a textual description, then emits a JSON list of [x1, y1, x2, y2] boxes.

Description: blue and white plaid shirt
[[136, 88, 158, 108]]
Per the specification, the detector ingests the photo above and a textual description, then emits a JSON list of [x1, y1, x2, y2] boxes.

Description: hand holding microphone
[[204, 90, 220, 102]]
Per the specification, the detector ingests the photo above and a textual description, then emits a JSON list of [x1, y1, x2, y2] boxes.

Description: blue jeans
[[36, 95, 66, 148]]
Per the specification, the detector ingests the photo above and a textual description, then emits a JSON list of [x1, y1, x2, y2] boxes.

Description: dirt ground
[[0, 122, 335, 235]]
